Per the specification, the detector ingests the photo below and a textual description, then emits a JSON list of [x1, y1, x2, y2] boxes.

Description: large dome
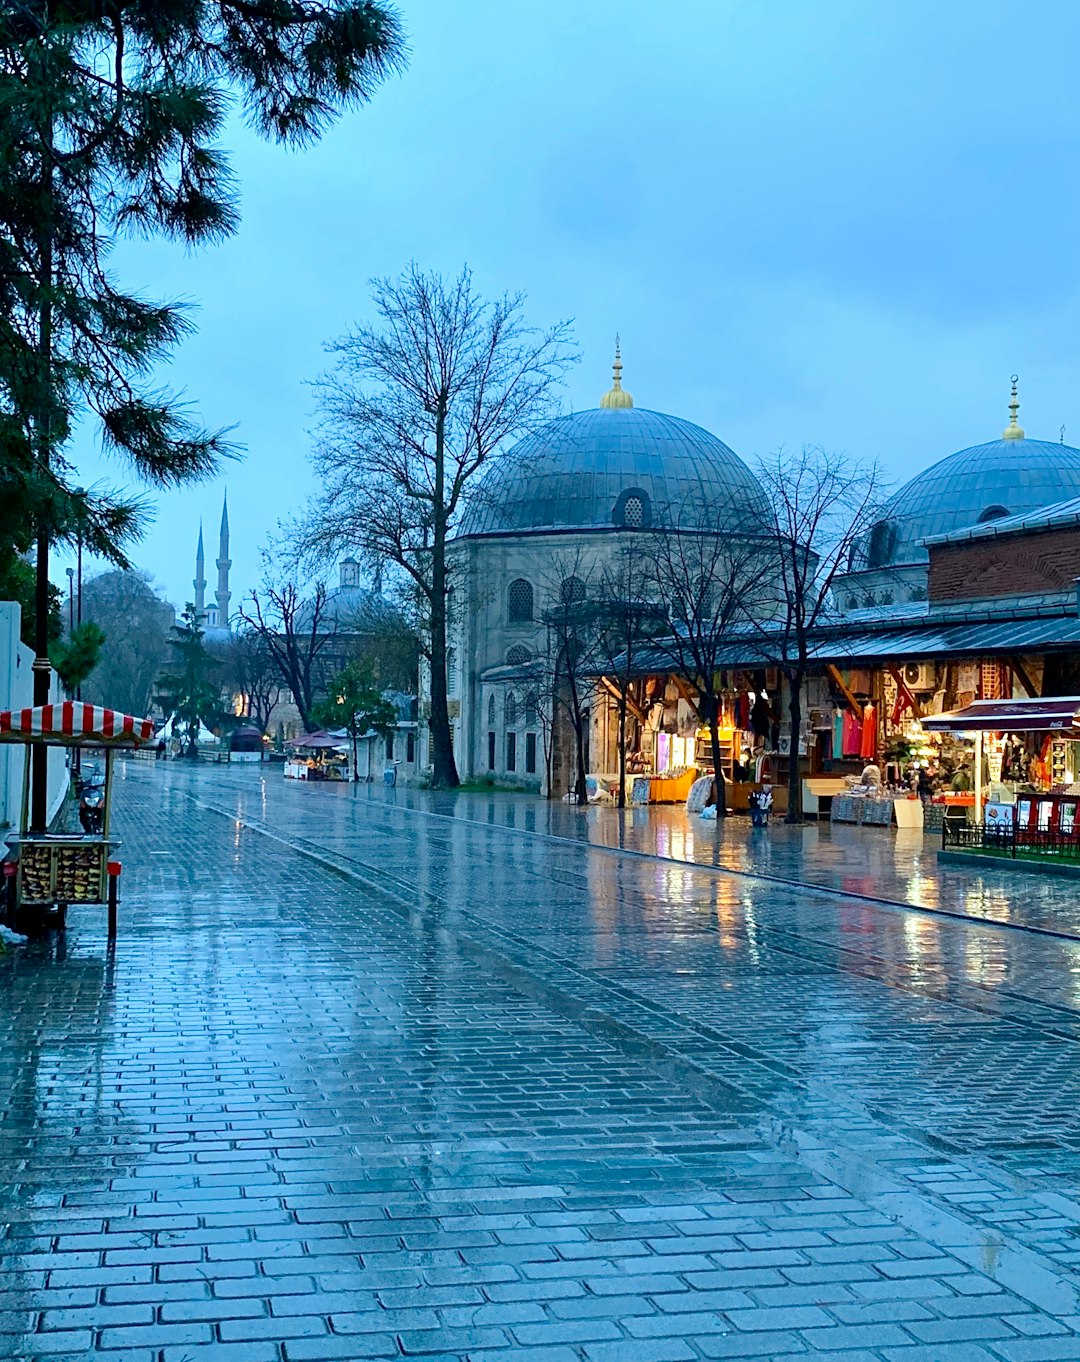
[[855, 435, 1080, 570], [457, 405, 766, 538]]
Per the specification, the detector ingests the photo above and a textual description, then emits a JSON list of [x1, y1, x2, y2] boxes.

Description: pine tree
[[157, 605, 222, 757], [0, 0, 405, 822]]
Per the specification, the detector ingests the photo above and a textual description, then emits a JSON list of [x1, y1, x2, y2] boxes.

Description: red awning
[[921, 697, 1080, 735], [0, 702, 155, 746]]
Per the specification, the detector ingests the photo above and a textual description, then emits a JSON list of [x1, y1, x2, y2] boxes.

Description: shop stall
[[284, 731, 350, 781], [923, 697, 1080, 864], [1, 702, 154, 938]]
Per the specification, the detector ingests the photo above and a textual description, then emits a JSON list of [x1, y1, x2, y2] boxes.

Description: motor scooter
[[76, 771, 106, 835]]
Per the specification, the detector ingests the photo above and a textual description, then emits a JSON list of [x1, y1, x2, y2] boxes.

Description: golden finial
[[600, 334, 634, 409], [1002, 374, 1025, 440]]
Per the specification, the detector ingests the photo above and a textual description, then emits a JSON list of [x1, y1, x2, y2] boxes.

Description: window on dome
[[507, 577, 533, 623], [506, 644, 531, 666], [613, 487, 651, 529], [977, 504, 1010, 523], [865, 520, 898, 568]]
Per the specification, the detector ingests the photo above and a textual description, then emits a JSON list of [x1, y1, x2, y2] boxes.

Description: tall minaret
[[193, 522, 206, 617], [215, 492, 231, 628]]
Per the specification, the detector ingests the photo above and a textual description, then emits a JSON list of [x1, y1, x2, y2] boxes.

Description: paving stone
[[7, 766, 1080, 1362]]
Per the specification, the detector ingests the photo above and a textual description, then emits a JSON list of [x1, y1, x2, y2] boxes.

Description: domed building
[[836, 382, 1080, 613], [447, 348, 768, 792]]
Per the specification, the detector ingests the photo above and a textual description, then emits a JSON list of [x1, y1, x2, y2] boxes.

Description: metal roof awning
[[922, 697, 1080, 735]]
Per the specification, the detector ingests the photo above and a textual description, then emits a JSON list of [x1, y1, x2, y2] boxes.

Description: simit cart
[[1, 701, 155, 940]]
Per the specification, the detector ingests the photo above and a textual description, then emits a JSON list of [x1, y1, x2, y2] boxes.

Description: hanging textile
[[860, 702, 877, 760], [842, 709, 863, 757], [734, 693, 751, 731], [979, 661, 1007, 700], [833, 710, 844, 758]]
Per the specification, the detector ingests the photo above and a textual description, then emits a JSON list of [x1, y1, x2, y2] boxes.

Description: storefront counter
[[831, 793, 923, 829]]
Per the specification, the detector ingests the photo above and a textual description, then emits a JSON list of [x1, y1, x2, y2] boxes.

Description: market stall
[[923, 697, 1080, 864], [1, 702, 154, 938], [284, 731, 350, 781]]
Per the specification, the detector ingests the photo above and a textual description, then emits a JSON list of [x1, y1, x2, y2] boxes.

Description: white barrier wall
[[0, 601, 69, 830]]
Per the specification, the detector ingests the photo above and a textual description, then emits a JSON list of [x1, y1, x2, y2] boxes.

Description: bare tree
[[753, 446, 883, 822], [239, 574, 341, 732], [210, 628, 281, 732], [539, 551, 599, 806], [590, 549, 666, 809], [647, 509, 765, 817], [301, 264, 576, 788]]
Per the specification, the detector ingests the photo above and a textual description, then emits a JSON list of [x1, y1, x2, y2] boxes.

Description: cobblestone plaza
[[7, 764, 1080, 1360]]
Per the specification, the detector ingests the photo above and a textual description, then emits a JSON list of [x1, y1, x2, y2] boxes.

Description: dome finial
[[600, 334, 633, 409], [1003, 374, 1025, 440]]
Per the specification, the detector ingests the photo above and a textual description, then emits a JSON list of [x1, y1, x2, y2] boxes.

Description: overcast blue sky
[[63, 0, 1080, 607]]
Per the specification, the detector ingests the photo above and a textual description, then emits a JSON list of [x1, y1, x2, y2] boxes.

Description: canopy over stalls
[[158, 714, 218, 746], [922, 697, 1080, 737], [0, 702, 154, 746], [286, 731, 349, 750]]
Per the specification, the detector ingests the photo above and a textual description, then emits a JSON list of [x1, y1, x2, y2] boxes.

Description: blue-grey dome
[[854, 437, 1080, 569], [457, 406, 766, 537]]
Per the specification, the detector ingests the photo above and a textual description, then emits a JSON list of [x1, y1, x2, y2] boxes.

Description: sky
[[58, 0, 1080, 609]]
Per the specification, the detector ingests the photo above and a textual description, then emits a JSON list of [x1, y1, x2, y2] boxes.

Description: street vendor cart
[[1, 702, 154, 939]]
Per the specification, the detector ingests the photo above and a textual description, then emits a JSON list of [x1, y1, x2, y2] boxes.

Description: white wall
[[0, 601, 69, 831]]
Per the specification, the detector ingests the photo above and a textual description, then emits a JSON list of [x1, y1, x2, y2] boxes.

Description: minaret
[[193, 522, 206, 617], [215, 492, 231, 628]]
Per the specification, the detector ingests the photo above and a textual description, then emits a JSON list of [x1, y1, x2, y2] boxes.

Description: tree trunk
[[352, 732, 359, 781], [428, 405, 460, 790], [706, 694, 727, 819], [617, 693, 627, 809], [30, 124, 54, 832], [785, 671, 803, 823]]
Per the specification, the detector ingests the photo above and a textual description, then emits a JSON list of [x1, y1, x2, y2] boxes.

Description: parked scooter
[[75, 768, 106, 835]]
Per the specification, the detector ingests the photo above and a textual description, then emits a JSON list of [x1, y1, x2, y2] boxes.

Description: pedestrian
[[749, 784, 773, 828]]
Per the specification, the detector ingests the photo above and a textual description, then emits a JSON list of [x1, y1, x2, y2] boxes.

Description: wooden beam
[[1009, 656, 1039, 699], [825, 664, 863, 721], [599, 676, 648, 724], [668, 673, 702, 714], [886, 665, 923, 722]]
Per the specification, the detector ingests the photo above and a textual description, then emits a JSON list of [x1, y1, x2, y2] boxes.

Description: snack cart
[[1, 702, 154, 939]]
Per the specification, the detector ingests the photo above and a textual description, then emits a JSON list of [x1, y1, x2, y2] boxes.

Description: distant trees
[[753, 447, 882, 821], [539, 555, 598, 806], [313, 660, 397, 781], [590, 552, 666, 809], [647, 508, 765, 818], [209, 629, 281, 734], [239, 576, 341, 733], [156, 606, 221, 756], [81, 570, 174, 715], [302, 264, 576, 788]]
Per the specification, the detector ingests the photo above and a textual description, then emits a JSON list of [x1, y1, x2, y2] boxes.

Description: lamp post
[[66, 566, 74, 637]]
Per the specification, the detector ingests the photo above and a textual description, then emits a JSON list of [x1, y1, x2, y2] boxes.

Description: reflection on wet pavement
[[4, 759, 1080, 1359]]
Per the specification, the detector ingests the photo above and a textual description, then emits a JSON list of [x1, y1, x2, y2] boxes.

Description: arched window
[[506, 644, 531, 666], [446, 647, 457, 697], [865, 520, 898, 568], [505, 691, 517, 727], [487, 693, 496, 725], [978, 504, 1010, 523], [507, 578, 533, 623], [524, 690, 539, 728], [560, 575, 587, 604], [613, 487, 651, 529]]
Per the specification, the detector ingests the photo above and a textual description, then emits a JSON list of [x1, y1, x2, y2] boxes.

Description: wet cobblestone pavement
[[7, 765, 1080, 1359]]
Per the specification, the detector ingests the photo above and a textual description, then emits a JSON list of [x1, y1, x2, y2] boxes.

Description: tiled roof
[[924, 494, 1080, 547]]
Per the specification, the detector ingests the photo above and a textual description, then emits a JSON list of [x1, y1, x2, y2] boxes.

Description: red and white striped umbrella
[[0, 702, 155, 746]]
